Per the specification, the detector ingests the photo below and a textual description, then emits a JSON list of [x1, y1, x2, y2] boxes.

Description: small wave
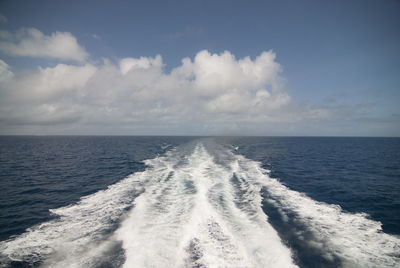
[[233, 154, 400, 267], [116, 143, 297, 268], [1, 140, 398, 267], [0, 170, 149, 267]]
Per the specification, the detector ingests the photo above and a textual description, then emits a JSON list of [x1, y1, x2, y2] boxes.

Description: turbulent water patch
[[0, 140, 399, 268], [116, 143, 297, 267]]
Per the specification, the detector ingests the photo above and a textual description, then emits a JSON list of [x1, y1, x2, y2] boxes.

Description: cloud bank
[[0, 49, 300, 134], [0, 26, 391, 136], [0, 28, 88, 62]]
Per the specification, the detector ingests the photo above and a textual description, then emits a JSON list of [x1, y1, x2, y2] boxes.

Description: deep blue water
[[227, 137, 400, 235], [0, 136, 194, 241], [0, 136, 399, 267]]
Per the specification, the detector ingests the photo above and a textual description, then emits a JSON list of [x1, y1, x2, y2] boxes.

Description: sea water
[[0, 136, 399, 267]]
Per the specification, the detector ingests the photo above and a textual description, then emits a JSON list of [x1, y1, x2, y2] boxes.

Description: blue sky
[[0, 0, 399, 136]]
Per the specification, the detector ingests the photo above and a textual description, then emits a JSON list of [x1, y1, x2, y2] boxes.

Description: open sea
[[0, 136, 399, 267]]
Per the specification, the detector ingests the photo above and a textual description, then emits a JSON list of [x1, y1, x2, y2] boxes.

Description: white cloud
[[0, 28, 88, 62], [0, 59, 13, 82], [1, 49, 357, 135], [171, 50, 282, 97], [0, 62, 96, 127], [119, 55, 163, 75], [2, 63, 96, 103]]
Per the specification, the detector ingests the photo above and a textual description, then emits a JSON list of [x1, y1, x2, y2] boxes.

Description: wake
[[116, 143, 296, 267], [0, 140, 399, 267]]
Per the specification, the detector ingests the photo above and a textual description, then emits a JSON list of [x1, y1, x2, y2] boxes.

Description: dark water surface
[[0, 136, 399, 267], [226, 137, 400, 235], [0, 136, 194, 241]]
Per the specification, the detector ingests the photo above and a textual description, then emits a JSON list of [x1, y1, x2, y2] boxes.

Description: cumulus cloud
[[120, 55, 163, 75], [0, 61, 96, 126], [0, 28, 88, 62], [0, 59, 13, 82], [87, 50, 290, 124], [1, 49, 340, 134]]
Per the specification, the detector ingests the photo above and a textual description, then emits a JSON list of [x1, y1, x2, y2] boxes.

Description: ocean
[[0, 136, 399, 267]]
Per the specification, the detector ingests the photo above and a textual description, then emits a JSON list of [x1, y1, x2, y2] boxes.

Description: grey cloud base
[[0, 50, 296, 135], [0, 46, 394, 136]]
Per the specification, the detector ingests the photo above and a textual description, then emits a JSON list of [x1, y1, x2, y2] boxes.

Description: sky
[[0, 0, 399, 136]]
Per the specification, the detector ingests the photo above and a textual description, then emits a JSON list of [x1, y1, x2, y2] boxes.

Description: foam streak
[[116, 143, 297, 267]]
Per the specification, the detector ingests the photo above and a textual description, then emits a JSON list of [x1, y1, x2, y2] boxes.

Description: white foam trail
[[233, 154, 400, 267], [0, 164, 160, 267], [3, 140, 395, 268], [116, 143, 298, 268]]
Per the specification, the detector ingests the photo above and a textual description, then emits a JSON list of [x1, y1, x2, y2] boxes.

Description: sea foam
[[233, 154, 400, 267], [1, 140, 398, 268], [116, 143, 297, 267]]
